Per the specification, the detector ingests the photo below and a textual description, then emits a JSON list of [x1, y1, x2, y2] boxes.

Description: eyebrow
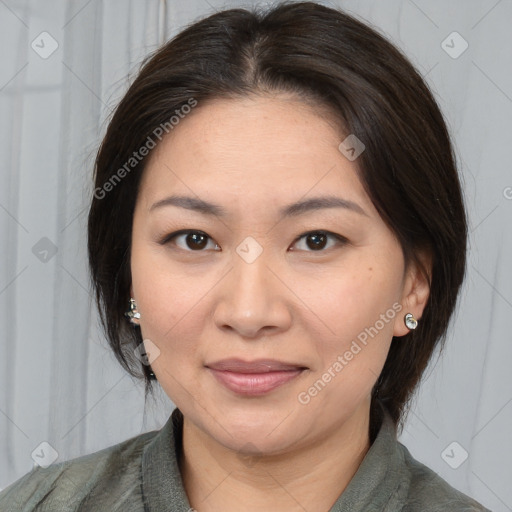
[[149, 194, 368, 218]]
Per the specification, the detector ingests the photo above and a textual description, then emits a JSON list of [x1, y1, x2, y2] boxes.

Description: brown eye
[[292, 231, 347, 252], [305, 232, 328, 250], [160, 230, 220, 251], [185, 232, 208, 250]]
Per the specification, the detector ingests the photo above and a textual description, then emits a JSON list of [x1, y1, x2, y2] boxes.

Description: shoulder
[[397, 442, 491, 512], [0, 429, 158, 511]]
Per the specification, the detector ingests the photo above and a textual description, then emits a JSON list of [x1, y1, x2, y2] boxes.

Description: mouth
[[205, 358, 308, 396]]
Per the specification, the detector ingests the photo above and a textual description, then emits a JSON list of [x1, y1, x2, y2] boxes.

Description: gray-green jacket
[[0, 406, 491, 511]]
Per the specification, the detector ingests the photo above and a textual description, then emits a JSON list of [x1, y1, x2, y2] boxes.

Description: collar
[[329, 402, 408, 511], [141, 403, 406, 511], [142, 407, 190, 510]]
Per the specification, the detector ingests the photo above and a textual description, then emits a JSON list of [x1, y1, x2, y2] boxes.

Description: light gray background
[[0, 0, 511, 510]]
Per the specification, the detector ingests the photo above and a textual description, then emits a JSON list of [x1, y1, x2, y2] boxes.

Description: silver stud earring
[[124, 299, 155, 379], [125, 298, 141, 324], [404, 313, 418, 330]]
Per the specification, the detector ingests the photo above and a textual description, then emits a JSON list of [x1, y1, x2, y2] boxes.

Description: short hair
[[87, 1, 468, 432]]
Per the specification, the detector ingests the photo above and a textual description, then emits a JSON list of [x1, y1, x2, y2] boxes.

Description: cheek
[[307, 262, 400, 344], [136, 273, 206, 350], [131, 254, 216, 411], [130, 242, 203, 351], [299, 260, 402, 406]]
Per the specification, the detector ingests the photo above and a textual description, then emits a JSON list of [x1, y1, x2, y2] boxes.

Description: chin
[[222, 428, 303, 458], [206, 407, 307, 451]]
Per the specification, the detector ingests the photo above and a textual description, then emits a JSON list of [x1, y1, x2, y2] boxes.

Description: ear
[[393, 249, 432, 337]]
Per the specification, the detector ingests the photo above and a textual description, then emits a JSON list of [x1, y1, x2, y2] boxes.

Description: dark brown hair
[[87, 1, 467, 433]]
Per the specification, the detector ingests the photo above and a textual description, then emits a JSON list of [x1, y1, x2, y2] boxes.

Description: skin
[[130, 94, 431, 512]]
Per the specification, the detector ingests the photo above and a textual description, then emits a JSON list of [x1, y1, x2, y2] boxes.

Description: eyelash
[[158, 229, 348, 253]]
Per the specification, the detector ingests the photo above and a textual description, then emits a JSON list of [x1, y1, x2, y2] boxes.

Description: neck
[[180, 403, 372, 512]]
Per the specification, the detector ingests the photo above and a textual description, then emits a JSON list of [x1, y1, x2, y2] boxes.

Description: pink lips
[[206, 358, 306, 396]]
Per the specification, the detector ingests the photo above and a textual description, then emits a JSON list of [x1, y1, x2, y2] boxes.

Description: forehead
[[138, 95, 373, 216]]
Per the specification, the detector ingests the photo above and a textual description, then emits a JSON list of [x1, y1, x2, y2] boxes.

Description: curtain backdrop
[[0, 1, 510, 510]]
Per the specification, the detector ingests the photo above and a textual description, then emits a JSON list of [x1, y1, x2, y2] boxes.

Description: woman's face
[[130, 94, 428, 455]]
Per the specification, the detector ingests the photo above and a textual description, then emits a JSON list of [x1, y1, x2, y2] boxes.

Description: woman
[[0, 2, 491, 510]]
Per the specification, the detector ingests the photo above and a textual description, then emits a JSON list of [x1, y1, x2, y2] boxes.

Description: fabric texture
[[0, 404, 491, 511]]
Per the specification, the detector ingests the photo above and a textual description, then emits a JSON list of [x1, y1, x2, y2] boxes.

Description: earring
[[125, 298, 141, 324], [125, 300, 155, 379], [404, 313, 418, 330]]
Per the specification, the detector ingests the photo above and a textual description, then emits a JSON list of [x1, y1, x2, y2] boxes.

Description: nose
[[213, 251, 292, 339]]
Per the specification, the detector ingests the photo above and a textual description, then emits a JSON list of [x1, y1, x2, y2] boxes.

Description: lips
[[207, 358, 306, 373], [205, 358, 307, 395]]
